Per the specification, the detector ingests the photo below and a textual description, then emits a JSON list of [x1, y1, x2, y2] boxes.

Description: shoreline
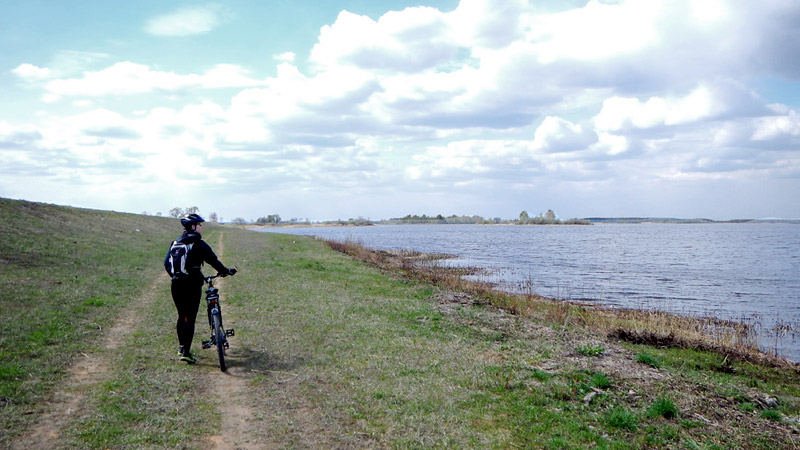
[[252, 223, 800, 363], [323, 239, 799, 368]]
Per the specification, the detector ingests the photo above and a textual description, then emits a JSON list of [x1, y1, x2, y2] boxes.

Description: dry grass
[[325, 238, 799, 371]]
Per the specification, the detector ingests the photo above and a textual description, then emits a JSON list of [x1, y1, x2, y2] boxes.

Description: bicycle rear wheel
[[213, 314, 226, 372]]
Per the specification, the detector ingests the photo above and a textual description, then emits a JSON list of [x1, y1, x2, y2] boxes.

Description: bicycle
[[201, 268, 237, 371]]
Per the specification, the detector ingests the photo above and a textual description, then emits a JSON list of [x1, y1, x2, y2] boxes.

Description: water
[[255, 223, 800, 361]]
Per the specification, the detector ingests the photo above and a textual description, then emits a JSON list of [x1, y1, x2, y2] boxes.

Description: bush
[[576, 344, 605, 357], [606, 407, 638, 431], [647, 397, 679, 419], [592, 372, 612, 389], [760, 410, 782, 422]]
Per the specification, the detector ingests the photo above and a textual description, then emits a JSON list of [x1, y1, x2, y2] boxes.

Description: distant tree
[[519, 210, 530, 223], [544, 209, 557, 222], [185, 206, 199, 215], [169, 207, 183, 218], [335, 216, 372, 226], [209, 212, 218, 222], [256, 214, 281, 225], [231, 217, 247, 225]]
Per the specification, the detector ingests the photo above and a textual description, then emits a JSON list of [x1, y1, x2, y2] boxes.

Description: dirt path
[[204, 233, 273, 450], [204, 339, 271, 450], [13, 232, 272, 449], [12, 274, 164, 450]]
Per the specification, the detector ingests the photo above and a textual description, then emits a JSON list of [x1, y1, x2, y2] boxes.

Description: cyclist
[[164, 213, 236, 364]]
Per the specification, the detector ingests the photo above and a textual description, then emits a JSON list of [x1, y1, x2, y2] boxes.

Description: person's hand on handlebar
[[220, 267, 237, 277]]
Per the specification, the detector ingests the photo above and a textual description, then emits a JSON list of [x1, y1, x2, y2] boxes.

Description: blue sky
[[2, 0, 799, 221]]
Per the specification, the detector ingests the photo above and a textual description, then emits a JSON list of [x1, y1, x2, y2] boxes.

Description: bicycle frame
[[204, 277, 222, 331], [201, 273, 235, 371]]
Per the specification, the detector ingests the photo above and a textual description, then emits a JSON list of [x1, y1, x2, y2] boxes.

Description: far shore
[[244, 217, 800, 229]]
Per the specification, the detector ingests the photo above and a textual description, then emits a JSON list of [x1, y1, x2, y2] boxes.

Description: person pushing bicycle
[[164, 213, 236, 364]]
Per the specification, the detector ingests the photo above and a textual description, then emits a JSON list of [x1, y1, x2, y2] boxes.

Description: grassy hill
[[0, 198, 180, 442], [1, 198, 799, 448]]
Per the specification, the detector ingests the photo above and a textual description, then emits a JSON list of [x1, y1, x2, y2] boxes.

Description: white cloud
[[222, 62, 381, 147], [38, 62, 265, 102], [448, 0, 529, 49], [532, 116, 594, 153], [0, 122, 42, 147], [592, 132, 629, 156], [44, 63, 188, 100], [12, 63, 54, 81], [594, 85, 721, 131], [406, 140, 500, 180], [201, 64, 263, 88], [12, 51, 111, 83], [752, 111, 800, 141], [309, 7, 456, 72], [145, 4, 230, 37], [527, 0, 662, 63], [274, 52, 296, 63]]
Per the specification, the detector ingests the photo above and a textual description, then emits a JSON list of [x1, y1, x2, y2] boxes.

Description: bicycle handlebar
[[204, 267, 238, 282]]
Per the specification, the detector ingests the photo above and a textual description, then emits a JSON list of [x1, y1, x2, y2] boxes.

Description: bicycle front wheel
[[213, 314, 226, 372]]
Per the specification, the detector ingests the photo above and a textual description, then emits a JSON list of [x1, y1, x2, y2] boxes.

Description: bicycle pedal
[[201, 341, 211, 349], [226, 329, 235, 337]]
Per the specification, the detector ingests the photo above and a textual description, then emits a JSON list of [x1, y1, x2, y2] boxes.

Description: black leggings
[[171, 279, 202, 352]]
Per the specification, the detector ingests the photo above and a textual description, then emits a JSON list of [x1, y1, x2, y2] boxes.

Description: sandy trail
[[12, 275, 163, 450], [204, 234, 276, 449]]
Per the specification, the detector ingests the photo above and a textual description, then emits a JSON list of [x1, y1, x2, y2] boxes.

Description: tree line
[[149, 207, 589, 226], [388, 210, 590, 225], [518, 210, 591, 225], [389, 214, 502, 224]]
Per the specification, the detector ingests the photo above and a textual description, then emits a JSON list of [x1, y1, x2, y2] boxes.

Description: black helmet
[[180, 213, 205, 229]]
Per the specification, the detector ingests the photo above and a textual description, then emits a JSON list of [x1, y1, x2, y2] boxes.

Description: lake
[[254, 223, 800, 362]]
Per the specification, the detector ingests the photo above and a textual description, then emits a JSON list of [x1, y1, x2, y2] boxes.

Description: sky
[[2, 0, 799, 222]]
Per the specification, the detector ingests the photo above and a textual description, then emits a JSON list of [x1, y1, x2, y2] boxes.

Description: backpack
[[166, 240, 194, 277]]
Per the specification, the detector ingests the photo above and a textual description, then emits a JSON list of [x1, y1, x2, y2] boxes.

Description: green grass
[[760, 410, 782, 422], [606, 406, 639, 431], [67, 277, 217, 448], [2, 197, 800, 449], [635, 351, 662, 368], [576, 343, 605, 356], [648, 397, 679, 419], [592, 372, 612, 389], [0, 198, 182, 443]]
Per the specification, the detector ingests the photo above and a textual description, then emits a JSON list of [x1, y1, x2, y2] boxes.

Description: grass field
[[1, 197, 799, 448]]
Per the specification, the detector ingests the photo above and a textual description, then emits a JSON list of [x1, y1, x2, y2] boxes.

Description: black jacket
[[164, 232, 228, 282]]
